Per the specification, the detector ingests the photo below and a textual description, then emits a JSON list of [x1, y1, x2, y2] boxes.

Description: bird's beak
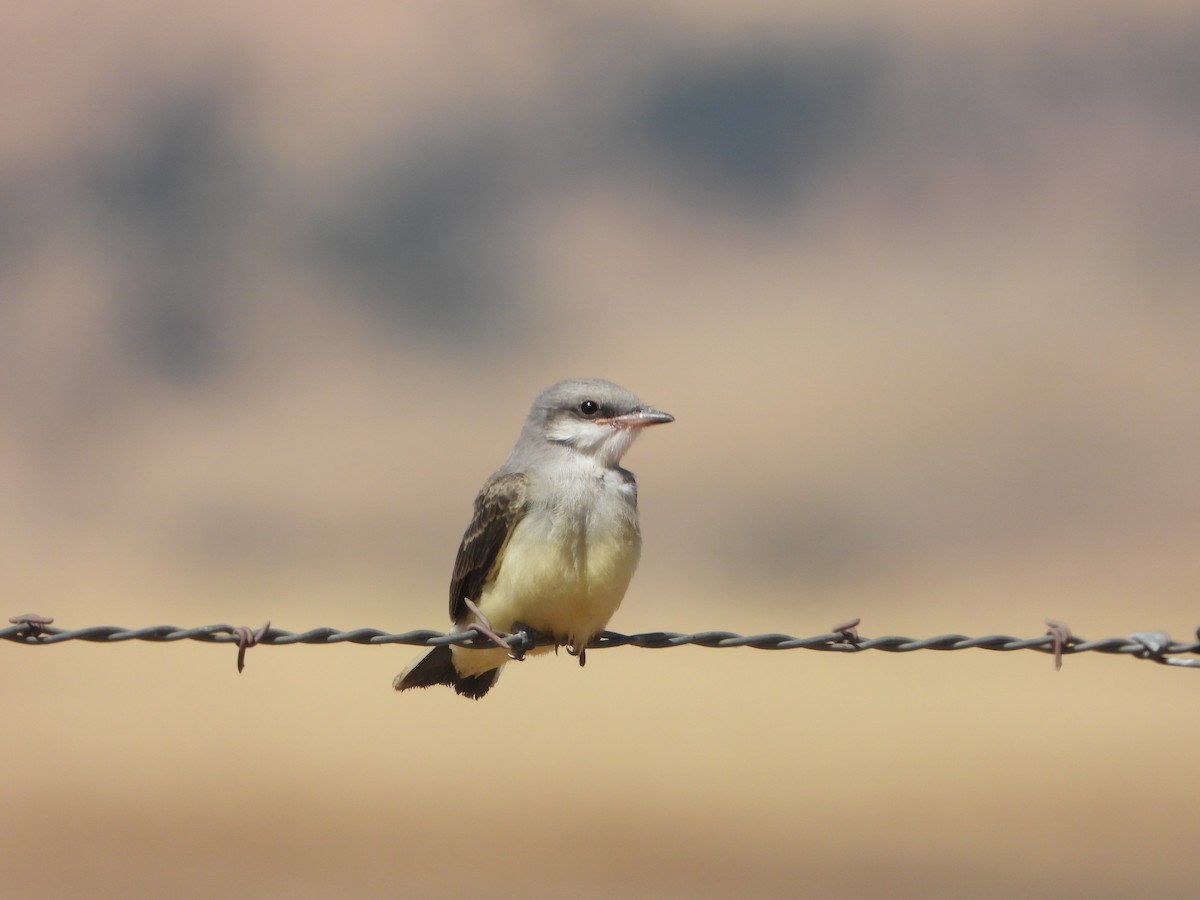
[[608, 408, 675, 429]]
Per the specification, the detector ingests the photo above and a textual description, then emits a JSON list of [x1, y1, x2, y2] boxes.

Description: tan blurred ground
[[2, 2, 1200, 897]]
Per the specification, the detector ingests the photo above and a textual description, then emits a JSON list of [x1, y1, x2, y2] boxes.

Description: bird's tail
[[393, 645, 502, 700]]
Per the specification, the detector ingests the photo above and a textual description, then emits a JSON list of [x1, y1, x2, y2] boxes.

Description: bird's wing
[[448, 471, 530, 622]]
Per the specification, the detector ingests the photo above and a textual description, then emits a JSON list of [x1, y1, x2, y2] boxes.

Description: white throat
[[544, 419, 639, 468]]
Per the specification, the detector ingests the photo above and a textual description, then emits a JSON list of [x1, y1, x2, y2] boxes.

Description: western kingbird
[[394, 378, 674, 699]]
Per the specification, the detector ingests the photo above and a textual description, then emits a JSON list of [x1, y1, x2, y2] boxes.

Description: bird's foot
[[565, 643, 587, 668], [462, 598, 510, 650], [507, 622, 540, 662]]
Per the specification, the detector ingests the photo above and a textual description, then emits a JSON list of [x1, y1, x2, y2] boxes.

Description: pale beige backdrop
[[2, 2, 1199, 897]]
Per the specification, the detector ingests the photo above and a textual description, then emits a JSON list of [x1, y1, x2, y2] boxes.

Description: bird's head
[[526, 378, 674, 468]]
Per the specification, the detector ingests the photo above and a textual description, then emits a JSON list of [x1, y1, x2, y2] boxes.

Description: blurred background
[[3, 1, 1199, 896]]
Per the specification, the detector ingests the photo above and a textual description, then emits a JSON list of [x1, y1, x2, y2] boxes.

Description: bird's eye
[[579, 399, 600, 417]]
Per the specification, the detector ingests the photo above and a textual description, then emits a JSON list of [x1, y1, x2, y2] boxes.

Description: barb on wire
[[1045, 619, 1077, 671], [8, 613, 54, 637], [4, 614, 1200, 673], [230, 621, 271, 673]]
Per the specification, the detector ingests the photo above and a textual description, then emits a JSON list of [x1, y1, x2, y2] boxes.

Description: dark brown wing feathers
[[448, 472, 528, 622]]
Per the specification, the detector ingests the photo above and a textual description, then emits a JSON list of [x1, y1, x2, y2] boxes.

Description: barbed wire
[[5, 614, 1199, 672]]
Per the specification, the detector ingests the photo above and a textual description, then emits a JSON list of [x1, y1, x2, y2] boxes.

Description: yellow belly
[[451, 516, 641, 677]]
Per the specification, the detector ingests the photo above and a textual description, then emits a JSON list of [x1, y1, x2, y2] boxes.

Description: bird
[[393, 378, 674, 699]]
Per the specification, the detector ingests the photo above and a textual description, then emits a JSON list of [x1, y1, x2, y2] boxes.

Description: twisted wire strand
[[3, 621, 1198, 667]]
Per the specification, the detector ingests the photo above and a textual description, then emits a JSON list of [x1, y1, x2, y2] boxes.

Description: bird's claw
[[462, 598, 510, 650], [507, 622, 539, 661]]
